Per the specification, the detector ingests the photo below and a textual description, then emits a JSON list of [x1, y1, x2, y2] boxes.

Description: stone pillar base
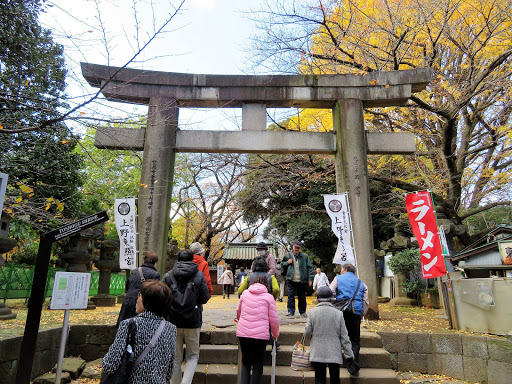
[[390, 296, 418, 306], [87, 300, 97, 310], [0, 302, 16, 320], [91, 294, 116, 307], [117, 293, 127, 304]]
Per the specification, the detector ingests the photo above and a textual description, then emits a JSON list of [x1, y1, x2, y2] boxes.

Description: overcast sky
[[40, 0, 268, 131]]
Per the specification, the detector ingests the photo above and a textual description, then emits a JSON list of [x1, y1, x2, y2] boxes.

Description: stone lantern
[[0, 212, 18, 320], [166, 239, 181, 272], [60, 227, 97, 309], [91, 239, 119, 307], [380, 223, 418, 306]]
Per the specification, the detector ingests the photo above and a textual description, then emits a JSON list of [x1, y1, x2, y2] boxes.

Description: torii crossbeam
[[82, 62, 432, 319]]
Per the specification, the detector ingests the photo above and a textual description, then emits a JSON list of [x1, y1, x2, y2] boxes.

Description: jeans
[[313, 362, 340, 384], [343, 311, 361, 363], [170, 328, 201, 384], [287, 280, 307, 315], [239, 337, 267, 384]]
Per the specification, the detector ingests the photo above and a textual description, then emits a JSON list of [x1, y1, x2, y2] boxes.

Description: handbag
[[334, 279, 362, 314], [100, 319, 136, 384], [291, 334, 313, 371]]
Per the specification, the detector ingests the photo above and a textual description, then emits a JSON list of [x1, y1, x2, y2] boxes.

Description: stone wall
[[2, 325, 511, 384], [378, 331, 512, 384], [0, 328, 61, 384], [0, 324, 206, 384]]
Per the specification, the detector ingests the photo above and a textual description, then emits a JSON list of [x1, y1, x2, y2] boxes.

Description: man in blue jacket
[[281, 240, 315, 317], [329, 263, 369, 365]]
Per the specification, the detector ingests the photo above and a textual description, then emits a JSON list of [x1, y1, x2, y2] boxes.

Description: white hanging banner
[[114, 198, 137, 269], [323, 194, 356, 266]]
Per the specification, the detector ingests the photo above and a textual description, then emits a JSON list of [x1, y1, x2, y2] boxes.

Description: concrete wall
[[379, 331, 512, 384], [452, 277, 512, 335]]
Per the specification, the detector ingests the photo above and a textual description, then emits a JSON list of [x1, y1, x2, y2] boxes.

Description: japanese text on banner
[[114, 198, 137, 269], [405, 191, 447, 278], [323, 194, 356, 266]]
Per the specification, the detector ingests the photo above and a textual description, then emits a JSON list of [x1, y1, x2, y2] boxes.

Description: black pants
[[287, 281, 307, 315], [313, 362, 340, 384], [343, 311, 361, 363], [239, 337, 267, 384], [223, 284, 231, 298]]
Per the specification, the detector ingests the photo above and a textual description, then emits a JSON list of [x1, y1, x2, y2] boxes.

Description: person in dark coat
[[163, 250, 210, 384], [116, 251, 160, 326]]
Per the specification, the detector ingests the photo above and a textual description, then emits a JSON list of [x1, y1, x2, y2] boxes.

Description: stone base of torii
[[81, 63, 432, 319]]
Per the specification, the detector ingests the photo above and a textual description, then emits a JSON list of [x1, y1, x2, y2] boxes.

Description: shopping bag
[[290, 335, 313, 371]]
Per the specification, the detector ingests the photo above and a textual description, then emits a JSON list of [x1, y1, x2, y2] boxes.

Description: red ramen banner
[[406, 191, 447, 279]]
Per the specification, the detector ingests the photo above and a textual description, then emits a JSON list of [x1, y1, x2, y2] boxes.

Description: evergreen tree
[[0, 0, 83, 231]]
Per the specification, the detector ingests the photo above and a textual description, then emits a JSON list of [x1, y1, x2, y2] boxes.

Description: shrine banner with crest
[[405, 191, 447, 278], [114, 198, 137, 270], [323, 193, 356, 266]]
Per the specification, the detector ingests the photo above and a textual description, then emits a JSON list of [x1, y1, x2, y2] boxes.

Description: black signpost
[[16, 211, 109, 384]]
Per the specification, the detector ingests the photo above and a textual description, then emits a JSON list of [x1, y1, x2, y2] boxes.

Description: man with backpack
[[163, 250, 210, 384], [329, 263, 369, 367]]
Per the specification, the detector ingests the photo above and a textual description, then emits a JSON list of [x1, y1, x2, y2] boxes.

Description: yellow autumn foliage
[[281, 0, 512, 212]]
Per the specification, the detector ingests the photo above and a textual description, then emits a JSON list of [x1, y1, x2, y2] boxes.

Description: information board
[[217, 265, 224, 284], [50, 272, 91, 310]]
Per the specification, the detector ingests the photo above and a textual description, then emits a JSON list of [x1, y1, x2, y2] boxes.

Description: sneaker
[[300, 313, 308, 317], [278, 298, 283, 302], [285, 312, 294, 316], [349, 371, 359, 379]]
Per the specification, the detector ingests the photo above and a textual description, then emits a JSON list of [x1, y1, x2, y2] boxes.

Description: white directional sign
[[50, 272, 91, 310]]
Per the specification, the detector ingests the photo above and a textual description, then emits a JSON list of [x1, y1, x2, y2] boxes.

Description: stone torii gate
[[81, 63, 432, 318]]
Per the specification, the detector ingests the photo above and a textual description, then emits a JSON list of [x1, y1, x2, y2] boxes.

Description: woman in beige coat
[[219, 265, 235, 299]]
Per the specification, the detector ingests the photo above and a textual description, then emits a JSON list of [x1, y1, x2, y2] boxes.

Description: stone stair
[[191, 326, 400, 384]]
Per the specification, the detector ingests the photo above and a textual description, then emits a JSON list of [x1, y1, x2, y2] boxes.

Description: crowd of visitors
[[103, 242, 368, 384]]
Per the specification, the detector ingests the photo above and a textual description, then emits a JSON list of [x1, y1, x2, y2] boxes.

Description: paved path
[[201, 295, 312, 331]]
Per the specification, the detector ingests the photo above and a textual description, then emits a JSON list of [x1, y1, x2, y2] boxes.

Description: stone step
[[202, 327, 382, 348], [191, 364, 399, 384], [198, 345, 391, 369]]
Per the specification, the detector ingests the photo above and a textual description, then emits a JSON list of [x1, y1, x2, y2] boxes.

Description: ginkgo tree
[[251, 0, 512, 246]]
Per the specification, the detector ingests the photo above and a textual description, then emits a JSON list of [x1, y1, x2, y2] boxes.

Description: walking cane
[[271, 339, 277, 384]]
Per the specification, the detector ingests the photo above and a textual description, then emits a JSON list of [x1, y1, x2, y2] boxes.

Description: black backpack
[[167, 271, 200, 327]]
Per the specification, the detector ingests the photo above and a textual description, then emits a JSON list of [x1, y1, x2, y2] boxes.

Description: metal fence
[[0, 263, 126, 301]]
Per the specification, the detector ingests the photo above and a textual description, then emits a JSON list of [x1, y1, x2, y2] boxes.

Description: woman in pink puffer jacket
[[236, 275, 280, 384]]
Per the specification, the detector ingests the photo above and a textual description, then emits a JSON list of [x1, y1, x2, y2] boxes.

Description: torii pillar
[[82, 63, 432, 318]]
